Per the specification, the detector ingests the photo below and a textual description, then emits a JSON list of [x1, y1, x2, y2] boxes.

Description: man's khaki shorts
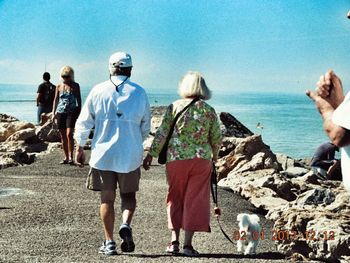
[[86, 167, 141, 193]]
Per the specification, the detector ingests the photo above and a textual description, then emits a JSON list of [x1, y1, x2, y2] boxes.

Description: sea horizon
[[0, 83, 330, 159]]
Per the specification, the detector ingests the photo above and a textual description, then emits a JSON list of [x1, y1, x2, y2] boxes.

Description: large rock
[[0, 121, 35, 142], [281, 166, 310, 178], [6, 127, 37, 142], [256, 175, 298, 201], [217, 135, 280, 180], [36, 121, 61, 142], [276, 153, 311, 171], [299, 188, 336, 206], [266, 187, 350, 261], [0, 156, 18, 169], [276, 153, 296, 171], [216, 131, 350, 261], [220, 112, 254, 138], [0, 113, 18, 122], [0, 143, 36, 169], [0, 114, 52, 169], [218, 168, 290, 211]]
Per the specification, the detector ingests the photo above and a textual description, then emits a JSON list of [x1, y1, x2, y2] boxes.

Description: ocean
[[0, 83, 329, 159]]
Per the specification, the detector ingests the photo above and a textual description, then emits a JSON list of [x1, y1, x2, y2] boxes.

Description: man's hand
[[306, 70, 345, 119], [315, 70, 345, 109], [306, 89, 334, 118], [75, 146, 85, 168], [142, 153, 153, 170]]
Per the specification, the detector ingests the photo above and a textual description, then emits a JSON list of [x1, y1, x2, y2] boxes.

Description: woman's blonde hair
[[178, 71, 211, 100], [60, 66, 75, 82]]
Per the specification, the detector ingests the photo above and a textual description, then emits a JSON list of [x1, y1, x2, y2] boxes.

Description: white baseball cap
[[109, 52, 133, 69]]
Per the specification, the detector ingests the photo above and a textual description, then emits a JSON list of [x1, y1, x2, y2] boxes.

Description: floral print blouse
[[149, 98, 222, 162]]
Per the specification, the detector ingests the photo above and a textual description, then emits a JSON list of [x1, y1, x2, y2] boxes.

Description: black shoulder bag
[[157, 98, 199, 164]]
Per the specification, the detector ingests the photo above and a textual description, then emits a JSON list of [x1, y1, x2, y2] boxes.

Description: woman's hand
[[214, 206, 221, 217], [143, 153, 153, 170], [50, 112, 56, 121]]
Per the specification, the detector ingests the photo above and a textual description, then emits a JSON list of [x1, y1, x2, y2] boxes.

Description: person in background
[[36, 72, 56, 124], [74, 52, 151, 256], [306, 70, 350, 195], [310, 142, 341, 180], [143, 71, 222, 257], [52, 66, 82, 165]]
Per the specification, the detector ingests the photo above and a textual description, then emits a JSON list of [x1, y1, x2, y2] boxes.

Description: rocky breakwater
[[216, 113, 350, 262], [141, 106, 350, 261], [0, 113, 60, 170]]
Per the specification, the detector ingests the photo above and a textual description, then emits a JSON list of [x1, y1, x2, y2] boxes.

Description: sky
[[0, 0, 350, 93]]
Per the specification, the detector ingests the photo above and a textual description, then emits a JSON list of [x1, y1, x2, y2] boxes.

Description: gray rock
[[219, 112, 254, 138], [301, 188, 336, 206], [0, 121, 35, 142], [217, 134, 280, 180], [0, 113, 18, 122], [276, 153, 295, 171], [216, 130, 350, 261], [36, 121, 60, 142], [281, 166, 309, 178], [266, 187, 350, 261], [6, 127, 37, 142]]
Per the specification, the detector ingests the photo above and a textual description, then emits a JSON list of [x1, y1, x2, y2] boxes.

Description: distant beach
[[0, 83, 329, 158]]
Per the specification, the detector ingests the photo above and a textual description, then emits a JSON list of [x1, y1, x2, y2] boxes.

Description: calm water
[[0, 83, 328, 159]]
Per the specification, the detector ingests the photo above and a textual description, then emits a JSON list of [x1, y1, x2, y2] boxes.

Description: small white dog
[[237, 213, 261, 255]]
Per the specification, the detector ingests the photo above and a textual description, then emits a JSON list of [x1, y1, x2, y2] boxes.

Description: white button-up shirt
[[332, 91, 350, 193], [74, 76, 151, 173]]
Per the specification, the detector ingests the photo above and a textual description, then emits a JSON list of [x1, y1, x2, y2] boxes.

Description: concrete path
[[0, 150, 295, 263]]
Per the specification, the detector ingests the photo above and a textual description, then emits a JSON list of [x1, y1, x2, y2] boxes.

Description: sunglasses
[[62, 75, 70, 79]]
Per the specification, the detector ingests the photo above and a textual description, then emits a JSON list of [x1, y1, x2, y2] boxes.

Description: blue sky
[[0, 0, 349, 93]]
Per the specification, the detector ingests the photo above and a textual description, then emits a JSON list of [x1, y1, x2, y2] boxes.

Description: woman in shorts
[[52, 66, 82, 164]]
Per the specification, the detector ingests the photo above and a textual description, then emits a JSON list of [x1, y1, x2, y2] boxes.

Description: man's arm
[[36, 93, 41, 106], [36, 84, 43, 106], [323, 114, 350, 147], [307, 70, 350, 148], [74, 89, 95, 147], [74, 89, 95, 167]]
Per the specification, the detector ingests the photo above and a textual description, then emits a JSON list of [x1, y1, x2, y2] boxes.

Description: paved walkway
[[0, 150, 292, 263]]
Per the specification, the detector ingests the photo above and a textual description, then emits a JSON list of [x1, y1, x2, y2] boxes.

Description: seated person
[[310, 142, 342, 180]]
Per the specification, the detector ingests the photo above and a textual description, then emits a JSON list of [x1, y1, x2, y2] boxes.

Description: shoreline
[[0, 89, 329, 159]]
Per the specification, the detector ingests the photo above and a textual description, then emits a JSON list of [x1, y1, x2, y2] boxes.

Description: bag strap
[[211, 161, 235, 245], [163, 98, 199, 144]]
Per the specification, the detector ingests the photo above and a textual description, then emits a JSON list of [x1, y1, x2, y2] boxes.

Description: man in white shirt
[[74, 52, 151, 255], [307, 70, 350, 196]]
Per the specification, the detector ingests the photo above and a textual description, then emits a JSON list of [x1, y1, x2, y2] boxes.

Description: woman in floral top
[[143, 71, 222, 256]]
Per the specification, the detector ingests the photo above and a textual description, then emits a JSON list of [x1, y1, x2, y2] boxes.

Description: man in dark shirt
[[310, 142, 342, 180], [36, 72, 56, 124]]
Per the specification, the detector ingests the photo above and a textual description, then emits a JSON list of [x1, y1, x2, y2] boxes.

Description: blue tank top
[[56, 90, 77, 114]]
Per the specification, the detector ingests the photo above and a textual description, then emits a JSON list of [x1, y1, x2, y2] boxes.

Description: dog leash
[[210, 162, 235, 244]]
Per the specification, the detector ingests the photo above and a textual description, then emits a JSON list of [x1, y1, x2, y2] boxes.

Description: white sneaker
[[99, 240, 117, 256], [119, 223, 135, 252]]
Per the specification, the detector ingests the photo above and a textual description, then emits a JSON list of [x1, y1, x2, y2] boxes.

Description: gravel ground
[[0, 149, 311, 263]]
